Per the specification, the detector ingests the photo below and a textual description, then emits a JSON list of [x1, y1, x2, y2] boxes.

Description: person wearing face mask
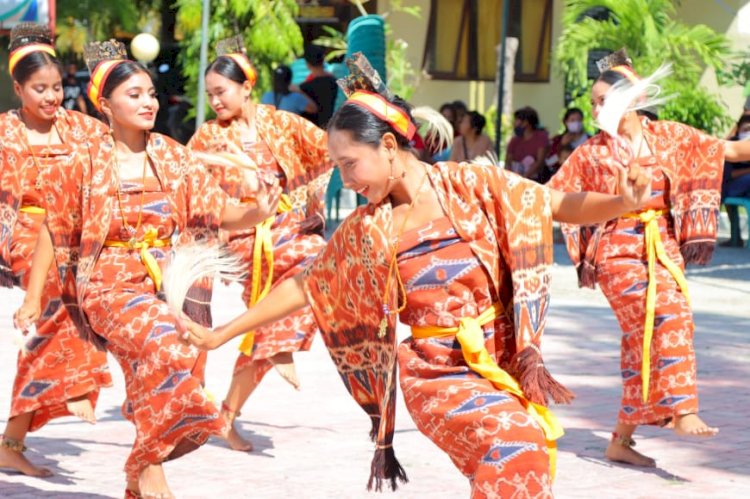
[[14, 38, 281, 498], [541, 107, 589, 183], [721, 114, 750, 246], [506, 106, 549, 182], [0, 23, 113, 478], [187, 36, 333, 455]]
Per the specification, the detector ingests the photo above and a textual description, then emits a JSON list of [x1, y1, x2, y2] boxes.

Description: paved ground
[[0, 239, 748, 498]]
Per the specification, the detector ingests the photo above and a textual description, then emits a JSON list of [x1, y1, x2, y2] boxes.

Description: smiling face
[[14, 64, 63, 122], [100, 71, 158, 131], [205, 70, 252, 121], [328, 128, 397, 204]]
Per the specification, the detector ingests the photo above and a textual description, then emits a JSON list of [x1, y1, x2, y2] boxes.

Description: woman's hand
[[617, 160, 652, 211], [14, 297, 41, 332], [176, 315, 224, 350]]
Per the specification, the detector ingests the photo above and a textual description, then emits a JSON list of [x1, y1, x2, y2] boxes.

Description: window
[[423, 0, 553, 82]]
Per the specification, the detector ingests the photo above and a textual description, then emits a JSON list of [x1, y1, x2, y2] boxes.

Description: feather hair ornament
[[161, 242, 245, 316], [412, 106, 454, 153]]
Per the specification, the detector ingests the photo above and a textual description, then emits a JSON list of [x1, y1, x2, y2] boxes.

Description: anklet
[[221, 401, 241, 420], [611, 431, 636, 448], [0, 436, 27, 453]]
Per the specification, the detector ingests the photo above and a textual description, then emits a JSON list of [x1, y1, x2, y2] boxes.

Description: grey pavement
[[0, 241, 748, 498]]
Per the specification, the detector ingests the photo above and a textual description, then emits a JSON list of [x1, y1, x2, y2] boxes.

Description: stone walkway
[[0, 244, 748, 498]]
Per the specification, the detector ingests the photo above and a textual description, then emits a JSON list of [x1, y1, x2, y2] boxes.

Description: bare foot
[[673, 414, 719, 437], [138, 464, 174, 499], [605, 440, 656, 467], [125, 478, 141, 498], [0, 445, 53, 477], [221, 417, 253, 452], [271, 352, 300, 389], [66, 395, 96, 424]]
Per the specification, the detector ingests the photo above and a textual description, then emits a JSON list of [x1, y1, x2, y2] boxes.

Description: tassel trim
[[367, 445, 408, 492], [511, 345, 575, 405]]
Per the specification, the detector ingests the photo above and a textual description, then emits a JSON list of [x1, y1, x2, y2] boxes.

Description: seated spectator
[[261, 65, 317, 116], [541, 107, 589, 183], [299, 45, 338, 127], [506, 106, 549, 181], [452, 100, 468, 135], [439, 102, 457, 137], [450, 110, 494, 162], [722, 114, 750, 246]]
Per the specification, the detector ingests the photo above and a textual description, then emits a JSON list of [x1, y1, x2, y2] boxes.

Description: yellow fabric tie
[[623, 209, 690, 402], [238, 194, 293, 355], [19, 206, 46, 215], [411, 302, 563, 480], [103, 228, 171, 291]]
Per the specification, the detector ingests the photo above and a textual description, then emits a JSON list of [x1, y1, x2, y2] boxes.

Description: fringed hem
[[576, 261, 597, 289], [367, 446, 409, 492], [680, 240, 715, 265], [369, 416, 380, 442], [0, 267, 17, 288], [511, 346, 575, 405]]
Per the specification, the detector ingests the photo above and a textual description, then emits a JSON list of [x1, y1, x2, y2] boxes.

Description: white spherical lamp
[[131, 33, 160, 64]]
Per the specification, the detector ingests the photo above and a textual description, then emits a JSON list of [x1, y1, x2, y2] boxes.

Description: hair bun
[[9, 22, 53, 51]]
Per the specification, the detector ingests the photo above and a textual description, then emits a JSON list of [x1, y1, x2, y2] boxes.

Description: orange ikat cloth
[[0, 108, 112, 430], [303, 161, 568, 491]]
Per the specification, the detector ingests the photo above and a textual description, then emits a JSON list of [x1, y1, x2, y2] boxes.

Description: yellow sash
[[103, 228, 171, 291], [411, 302, 564, 479], [238, 194, 293, 355], [623, 209, 690, 402], [19, 205, 46, 215]]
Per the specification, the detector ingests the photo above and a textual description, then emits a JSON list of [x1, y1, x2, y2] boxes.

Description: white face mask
[[566, 120, 582, 133], [739, 131, 750, 141]]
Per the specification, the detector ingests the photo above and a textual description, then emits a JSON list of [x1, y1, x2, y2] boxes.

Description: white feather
[[412, 106, 454, 152], [10, 326, 33, 357], [472, 150, 501, 167], [597, 63, 673, 139], [162, 242, 245, 315]]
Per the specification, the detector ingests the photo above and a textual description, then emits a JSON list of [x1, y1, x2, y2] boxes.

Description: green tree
[[176, 0, 303, 116], [555, 0, 732, 134]]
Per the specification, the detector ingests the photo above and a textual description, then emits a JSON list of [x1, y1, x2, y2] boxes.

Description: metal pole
[[495, 0, 510, 156], [196, 0, 211, 127]]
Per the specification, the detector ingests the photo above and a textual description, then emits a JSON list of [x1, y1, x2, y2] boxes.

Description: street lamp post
[[196, 0, 211, 127]]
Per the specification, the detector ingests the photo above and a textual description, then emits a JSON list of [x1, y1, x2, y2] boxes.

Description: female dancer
[[15, 40, 279, 498], [178, 54, 653, 497], [187, 36, 332, 452], [548, 51, 750, 467], [0, 23, 111, 477]]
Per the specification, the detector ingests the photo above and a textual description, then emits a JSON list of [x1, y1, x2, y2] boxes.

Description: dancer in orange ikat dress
[[0, 23, 112, 478], [13, 39, 281, 499], [177, 54, 654, 498], [187, 36, 332, 452], [548, 49, 750, 468]]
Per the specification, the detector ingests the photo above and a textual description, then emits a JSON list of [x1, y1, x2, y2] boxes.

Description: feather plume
[[412, 106, 454, 153], [162, 242, 245, 315], [596, 63, 673, 140]]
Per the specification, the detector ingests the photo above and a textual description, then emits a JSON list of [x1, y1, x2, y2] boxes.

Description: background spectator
[[506, 106, 549, 181], [62, 63, 86, 113], [299, 45, 338, 127], [542, 107, 589, 183], [262, 65, 317, 116], [722, 114, 750, 246], [450, 110, 493, 162], [452, 100, 468, 135], [440, 102, 457, 137]]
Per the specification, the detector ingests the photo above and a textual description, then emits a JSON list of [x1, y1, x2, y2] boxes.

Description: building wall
[[380, 0, 750, 134]]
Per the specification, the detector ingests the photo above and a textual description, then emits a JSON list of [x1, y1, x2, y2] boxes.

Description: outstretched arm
[[179, 272, 309, 350], [14, 225, 54, 330], [550, 160, 651, 224], [724, 139, 750, 162]]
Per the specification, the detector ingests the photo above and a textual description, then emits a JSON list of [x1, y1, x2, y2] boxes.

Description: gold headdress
[[596, 48, 640, 82], [216, 35, 257, 85], [83, 39, 129, 109], [8, 22, 56, 75], [337, 52, 415, 139]]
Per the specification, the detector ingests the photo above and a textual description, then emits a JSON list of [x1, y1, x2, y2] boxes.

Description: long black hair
[[272, 65, 292, 107], [328, 95, 416, 151]]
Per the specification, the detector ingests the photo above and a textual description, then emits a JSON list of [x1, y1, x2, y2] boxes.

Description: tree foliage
[[176, 0, 303, 115], [555, 0, 732, 134]]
